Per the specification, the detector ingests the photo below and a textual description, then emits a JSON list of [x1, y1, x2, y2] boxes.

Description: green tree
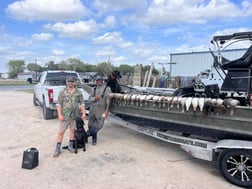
[[57, 60, 69, 70], [85, 64, 97, 72], [97, 62, 113, 76], [67, 58, 86, 72], [118, 64, 133, 75], [7, 60, 25, 78], [46, 61, 58, 70], [27, 63, 42, 72]]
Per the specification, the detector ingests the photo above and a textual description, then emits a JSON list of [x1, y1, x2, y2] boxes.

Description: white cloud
[[96, 46, 116, 57], [93, 0, 147, 12], [92, 32, 133, 48], [52, 49, 65, 56], [132, 48, 154, 58], [32, 33, 53, 41], [99, 15, 117, 28], [45, 20, 98, 39], [242, 0, 252, 16], [6, 0, 88, 22], [111, 56, 126, 64], [141, 0, 252, 25]]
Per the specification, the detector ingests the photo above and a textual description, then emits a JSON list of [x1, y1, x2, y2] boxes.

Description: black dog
[[106, 70, 122, 93], [62, 117, 88, 153], [74, 117, 88, 153]]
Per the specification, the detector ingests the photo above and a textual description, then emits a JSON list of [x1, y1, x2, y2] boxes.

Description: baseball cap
[[95, 75, 103, 81], [66, 76, 76, 82]]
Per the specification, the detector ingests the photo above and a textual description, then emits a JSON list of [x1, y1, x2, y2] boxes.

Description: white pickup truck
[[33, 70, 90, 120]]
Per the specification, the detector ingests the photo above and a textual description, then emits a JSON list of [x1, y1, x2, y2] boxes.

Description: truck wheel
[[43, 100, 54, 120], [33, 93, 39, 106], [218, 149, 252, 188]]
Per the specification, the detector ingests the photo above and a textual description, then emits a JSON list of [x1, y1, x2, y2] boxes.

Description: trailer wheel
[[218, 149, 252, 188]]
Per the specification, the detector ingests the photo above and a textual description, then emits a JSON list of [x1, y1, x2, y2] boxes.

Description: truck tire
[[33, 93, 39, 106], [43, 100, 54, 120], [218, 149, 252, 188]]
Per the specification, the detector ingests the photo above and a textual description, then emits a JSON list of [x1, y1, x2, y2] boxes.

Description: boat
[[109, 94, 252, 141], [109, 31, 252, 141], [106, 31, 252, 188]]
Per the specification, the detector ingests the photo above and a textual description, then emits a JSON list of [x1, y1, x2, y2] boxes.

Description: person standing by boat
[[88, 75, 111, 145]]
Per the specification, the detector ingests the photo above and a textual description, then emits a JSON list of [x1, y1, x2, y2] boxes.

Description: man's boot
[[67, 140, 75, 153], [92, 133, 97, 145], [86, 130, 91, 144], [53, 143, 61, 157]]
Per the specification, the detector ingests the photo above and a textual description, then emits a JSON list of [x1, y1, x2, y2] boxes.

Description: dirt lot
[[0, 91, 240, 189]]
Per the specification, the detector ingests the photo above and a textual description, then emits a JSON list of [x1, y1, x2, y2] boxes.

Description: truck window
[[45, 73, 79, 86]]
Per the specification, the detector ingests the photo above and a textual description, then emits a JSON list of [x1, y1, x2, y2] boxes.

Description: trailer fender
[[214, 139, 252, 152]]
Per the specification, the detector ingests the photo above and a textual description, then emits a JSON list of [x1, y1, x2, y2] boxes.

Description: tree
[[118, 64, 134, 75], [67, 58, 86, 72], [27, 63, 42, 72], [7, 60, 25, 78], [45, 61, 58, 70], [57, 60, 69, 70], [85, 64, 97, 72], [96, 62, 113, 76]]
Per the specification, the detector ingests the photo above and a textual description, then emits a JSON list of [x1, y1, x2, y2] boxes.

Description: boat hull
[[109, 96, 252, 141]]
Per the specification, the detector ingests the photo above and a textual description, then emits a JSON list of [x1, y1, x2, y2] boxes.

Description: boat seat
[[221, 45, 252, 69]]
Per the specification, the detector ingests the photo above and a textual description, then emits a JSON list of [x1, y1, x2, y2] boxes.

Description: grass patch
[[0, 80, 29, 86], [17, 89, 34, 93]]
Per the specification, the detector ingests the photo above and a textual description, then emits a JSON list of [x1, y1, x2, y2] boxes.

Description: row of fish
[[109, 93, 240, 114]]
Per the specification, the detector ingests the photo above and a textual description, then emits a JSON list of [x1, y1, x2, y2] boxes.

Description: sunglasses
[[67, 80, 75, 83]]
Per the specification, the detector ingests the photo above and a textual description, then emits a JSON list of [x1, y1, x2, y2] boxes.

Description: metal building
[[170, 48, 247, 77]]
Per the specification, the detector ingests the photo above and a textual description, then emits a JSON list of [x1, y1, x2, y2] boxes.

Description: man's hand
[[58, 114, 64, 121], [81, 114, 86, 120], [103, 110, 109, 118], [95, 95, 102, 100]]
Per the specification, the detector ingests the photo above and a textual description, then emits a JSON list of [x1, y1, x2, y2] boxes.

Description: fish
[[158, 96, 166, 108], [115, 93, 122, 105], [126, 94, 132, 105], [223, 98, 240, 116], [170, 96, 178, 109], [192, 97, 199, 111], [198, 97, 205, 112], [139, 95, 146, 107], [135, 95, 141, 106], [177, 97, 182, 109], [204, 98, 213, 115], [123, 94, 129, 105], [145, 95, 154, 105], [185, 97, 193, 111], [216, 98, 224, 106], [152, 96, 160, 107], [180, 97, 187, 113], [130, 94, 137, 105], [211, 98, 218, 106], [166, 96, 173, 111]]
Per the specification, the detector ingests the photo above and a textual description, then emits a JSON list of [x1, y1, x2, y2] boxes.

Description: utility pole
[[35, 58, 37, 80]]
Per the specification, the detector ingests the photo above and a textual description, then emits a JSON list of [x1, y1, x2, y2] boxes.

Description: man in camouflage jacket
[[53, 76, 86, 157]]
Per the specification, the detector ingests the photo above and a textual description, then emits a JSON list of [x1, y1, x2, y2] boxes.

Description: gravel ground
[[0, 91, 241, 189]]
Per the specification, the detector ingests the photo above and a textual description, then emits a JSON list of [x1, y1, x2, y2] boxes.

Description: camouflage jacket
[[57, 88, 84, 121]]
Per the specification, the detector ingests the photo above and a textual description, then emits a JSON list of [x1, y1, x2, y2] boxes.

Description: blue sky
[[0, 0, 252, 73]]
